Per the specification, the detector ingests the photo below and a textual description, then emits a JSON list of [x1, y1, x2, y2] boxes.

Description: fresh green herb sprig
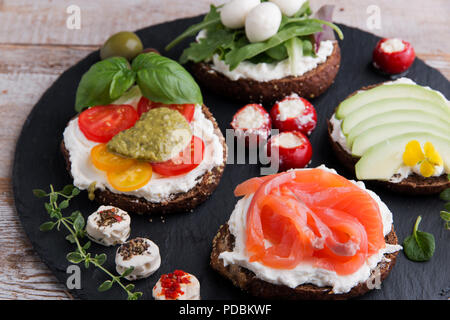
[[439, 175, 450, 230], [403, 216, 436, 262], [33, 185, 143, 300]]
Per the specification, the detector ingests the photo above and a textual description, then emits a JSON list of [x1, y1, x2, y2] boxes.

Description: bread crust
[[210, 223, 399, 300], [327, 85, 450, 195], [189, 42, 341, 104], [61, 105, 227, 215]]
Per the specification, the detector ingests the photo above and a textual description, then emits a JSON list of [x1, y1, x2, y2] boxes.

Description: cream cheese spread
[[219, 165, 402, 294], [63, 96, 224, 203], [210, 40, 335, 82]]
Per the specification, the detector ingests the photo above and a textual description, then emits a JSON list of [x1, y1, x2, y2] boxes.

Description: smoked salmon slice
[[235, 168, 385, 275]]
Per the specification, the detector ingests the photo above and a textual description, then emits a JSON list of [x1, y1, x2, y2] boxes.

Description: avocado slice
[[346, 109, 450, 147], [351, 121, 450, 157], [355, 132, 450, 181], [336, 84, 449, 119], [341, 98, 450, 135]]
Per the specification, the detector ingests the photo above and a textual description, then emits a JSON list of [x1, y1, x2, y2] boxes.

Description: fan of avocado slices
[[165, 1, 343, 71]]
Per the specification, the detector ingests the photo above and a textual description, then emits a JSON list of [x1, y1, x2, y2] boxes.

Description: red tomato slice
[[152, 136, 205, 177], [137, 97, 195, 122], [78, 105, 138, 143]]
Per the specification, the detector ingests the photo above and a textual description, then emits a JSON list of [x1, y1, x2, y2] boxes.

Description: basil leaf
[[440, 188, 450, 201], [75, 57, 134, 112], [403, 216, 435, 262], [225, 24, 323, 70], [165, 5, 221, 51], [265, 43, 288, 61], [132, 53, 203, 105], [440, 211, 450, 221], [109, 69, 136, 100]]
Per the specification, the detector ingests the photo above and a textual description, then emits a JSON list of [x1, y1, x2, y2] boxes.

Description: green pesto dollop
[[107, 107, 192, 162]]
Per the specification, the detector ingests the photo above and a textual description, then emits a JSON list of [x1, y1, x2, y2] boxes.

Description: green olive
[[100, 31, 143, 61]]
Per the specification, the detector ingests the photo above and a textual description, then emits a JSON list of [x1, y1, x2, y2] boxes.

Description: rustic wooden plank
[[0, 178, 68, 300], [0, 0, 448, 55]]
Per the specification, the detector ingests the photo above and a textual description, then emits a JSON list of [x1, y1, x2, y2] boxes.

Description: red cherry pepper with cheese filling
[[266, 131, 313, 171], [373, 38, 415, 74], [231, 104, 272, 145], [270, 95, 317, 135]]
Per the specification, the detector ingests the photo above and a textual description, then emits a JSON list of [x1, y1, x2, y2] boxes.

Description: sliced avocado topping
[[336, 84, 449, 119], [107, 107, 192, 162]]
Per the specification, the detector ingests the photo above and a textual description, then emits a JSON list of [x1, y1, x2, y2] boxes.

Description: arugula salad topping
[[165, 1, 343, 71], [75, 52, 203, 112]]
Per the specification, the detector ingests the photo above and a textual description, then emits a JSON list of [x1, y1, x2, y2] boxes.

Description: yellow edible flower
[[402, 140, 443, 177]]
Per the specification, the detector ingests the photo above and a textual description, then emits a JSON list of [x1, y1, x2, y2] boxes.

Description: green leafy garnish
[[403, 216, 436, 262], [165, 1, 343, 71], [33, 184, 143, 300], [75, 53, 202, 112], [75, 57, 134, 112]]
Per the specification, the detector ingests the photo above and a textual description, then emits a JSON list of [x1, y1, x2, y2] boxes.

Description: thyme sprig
[[33, 184, 143, 300]]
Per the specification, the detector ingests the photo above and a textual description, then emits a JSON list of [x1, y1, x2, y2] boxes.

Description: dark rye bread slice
[[327, 85, 450, 195], [189, 42, 341, 104], [61, 105, 227, 215], [211, 223, 399, 300]]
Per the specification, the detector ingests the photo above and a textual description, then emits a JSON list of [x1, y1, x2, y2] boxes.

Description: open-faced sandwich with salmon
[[328, 78, 450, 195], [166, 0, 343, 103], [211, 166, 402, 299], [62, 52, 227, 214]]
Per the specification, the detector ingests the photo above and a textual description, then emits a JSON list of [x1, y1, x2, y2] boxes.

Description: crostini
[[328, 78, 450, 194], [166, 1, 343, 103], [62, 53, 227, 214], [211, 165, 402, 299]]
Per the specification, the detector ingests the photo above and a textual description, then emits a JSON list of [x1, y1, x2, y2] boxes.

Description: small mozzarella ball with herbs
[[86, 206, 131, 246], [220, 0, 260, 29], [269, 0, 306, 17], [100, 31, 143, 61], [115, 237, 161, 281], [245, 2, 282, 43]]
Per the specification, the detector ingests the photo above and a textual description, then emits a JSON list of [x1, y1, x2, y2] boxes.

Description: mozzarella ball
[[245, 2, 282, 43], [115, 237, 161, 280], [220, 0, 260, 29], [269, 0, 306, 17], [86, 206, 130, 246], [152, 271, 201, 300]]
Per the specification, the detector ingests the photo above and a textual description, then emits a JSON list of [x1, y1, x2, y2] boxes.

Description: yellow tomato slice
[[107, 162, 152, 192], [91, 144, 135, 172]]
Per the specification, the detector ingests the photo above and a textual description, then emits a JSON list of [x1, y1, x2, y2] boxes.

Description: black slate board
[[13, 16, 450, 300]]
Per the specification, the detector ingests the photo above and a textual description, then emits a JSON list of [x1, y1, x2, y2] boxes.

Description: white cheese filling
[[115, 238, 161, 281], [277, 96, 305, 121], [272, 132, 303, 148], [63, 103, 224, 203], [380, 38, 405, 53], [329, 78, 448, 183], [152, 272, 201, 300], [86, 205, 131, 246], [210, 40, 335, 82], [219, 165, 402, 294], [235, 105, 266, 129]]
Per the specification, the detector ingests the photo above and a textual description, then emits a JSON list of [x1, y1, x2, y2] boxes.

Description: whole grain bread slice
[[189, 42, 341, 105], [211, 223, 399, 300], [327, 84, 450, 195], [61, 105, 227, 215]]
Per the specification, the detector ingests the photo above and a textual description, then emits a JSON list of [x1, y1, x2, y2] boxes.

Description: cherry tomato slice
[[137, 97, 195, 122], [107, 162, 153, 192], [90, 144, 136, 172], [79, 105, 138, 143], [152, 136, 205, 177]]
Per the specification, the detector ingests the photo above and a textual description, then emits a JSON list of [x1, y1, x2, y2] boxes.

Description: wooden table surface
[[0, 0, 449, 300]]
